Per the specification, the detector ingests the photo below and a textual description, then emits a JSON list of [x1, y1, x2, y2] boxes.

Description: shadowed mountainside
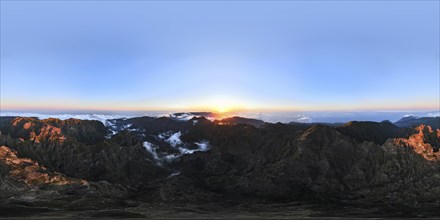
[[336, 120, 413, 144], [0, 115, 439, 218]]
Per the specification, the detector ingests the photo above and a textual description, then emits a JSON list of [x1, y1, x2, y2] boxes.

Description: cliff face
[[0, 116, 440, 217], [0, 145, 85, 187]]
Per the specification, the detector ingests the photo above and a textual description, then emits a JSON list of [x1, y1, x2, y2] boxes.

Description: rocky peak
[[0, 117, 107, 145], [391, 125, 440, 161]]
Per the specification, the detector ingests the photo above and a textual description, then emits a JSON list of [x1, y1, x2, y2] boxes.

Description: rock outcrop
[[0, 117, 107, 144], [0, 145, 86, 187]]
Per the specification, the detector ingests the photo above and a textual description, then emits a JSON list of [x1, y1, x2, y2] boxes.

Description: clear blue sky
[[1, 1, 439, 112]]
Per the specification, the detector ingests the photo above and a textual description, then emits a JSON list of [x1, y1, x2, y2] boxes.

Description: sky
[[1, 1, 439, 113]]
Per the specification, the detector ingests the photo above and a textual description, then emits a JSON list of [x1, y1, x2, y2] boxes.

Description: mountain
[[395, 116, 440, 129], [0, 117, 166, 186], [214, 116, 266, 127], [0, 117, 107, 144], [0, 115, 440, 218], [336, 120, 411, 144]]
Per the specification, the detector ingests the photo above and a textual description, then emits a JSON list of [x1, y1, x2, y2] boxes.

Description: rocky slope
[[0, 145, 85, 186], [0, 115, 439, 218], [0, 144, 131, 217]]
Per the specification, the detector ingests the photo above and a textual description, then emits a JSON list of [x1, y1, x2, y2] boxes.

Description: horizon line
[[1, 106, 439, 114]]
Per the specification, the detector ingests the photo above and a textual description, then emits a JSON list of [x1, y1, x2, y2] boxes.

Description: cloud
[[143, 141, 160, 161], [195, 140, 210, 151], [164, 132, 210, 154], [0, 112, 128, 124], [296, 114, 312, 122], [427, 112, 440, 117], [147, 132, 211, 165], [166, 132, 183, 147], [297, 116, 311, 121]]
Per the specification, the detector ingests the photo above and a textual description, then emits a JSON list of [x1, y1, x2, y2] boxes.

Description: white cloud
[[174, 113, 193, 121], [143, 141, 160, 161], [427, 112, 440, 117], [164, 154, 179, 161], [168, 171, 181, 178], [164, 132, 210, 154], [297, 115, 312, 122], [0, 112, 127, 125], [166, 132, 182, 147], [177, 148, 198, 154], [176, 140, 210, 155], [152, 132, 211, 164], [195, 140, 210, 151], [121, 124, 133, 130]]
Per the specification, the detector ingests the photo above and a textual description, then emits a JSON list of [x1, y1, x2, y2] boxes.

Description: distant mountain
[[172, 112, 215, 118], [394, 116, 440, 129], [288, 121, 344, 127], [214, 116, 266, 127]]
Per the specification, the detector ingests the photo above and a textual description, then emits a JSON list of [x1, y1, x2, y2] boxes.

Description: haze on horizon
[[1, 1, 439, 113]]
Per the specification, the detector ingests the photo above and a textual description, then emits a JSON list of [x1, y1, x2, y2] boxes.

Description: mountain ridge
[[0, 115, 439, 218]]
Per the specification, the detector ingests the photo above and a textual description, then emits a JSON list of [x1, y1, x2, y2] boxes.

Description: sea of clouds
[[1, 110, 438, 124]]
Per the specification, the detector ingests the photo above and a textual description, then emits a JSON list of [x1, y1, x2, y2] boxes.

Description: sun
[[217, 106, 229, 113], [208, 97, 237, 113]]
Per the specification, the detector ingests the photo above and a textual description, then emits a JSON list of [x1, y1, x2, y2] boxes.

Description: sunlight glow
[[207, 97, 241, 113], [217, 107, 228, 113]]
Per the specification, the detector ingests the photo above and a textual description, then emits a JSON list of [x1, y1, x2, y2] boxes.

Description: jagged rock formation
[[0, 115, 440, 218], [0, 117, 107, 144], [391, 124, 440, 159], [0, 145, 86, 187]]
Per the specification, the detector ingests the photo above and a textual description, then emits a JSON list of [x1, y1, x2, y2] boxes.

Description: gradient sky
[[1, 1, 439, 112]]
